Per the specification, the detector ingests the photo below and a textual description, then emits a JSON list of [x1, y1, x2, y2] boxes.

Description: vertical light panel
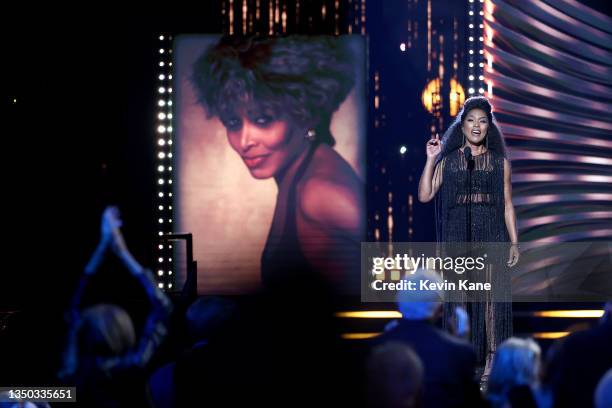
[[156, 34, 174, 291], [467, 0, 485, 95]]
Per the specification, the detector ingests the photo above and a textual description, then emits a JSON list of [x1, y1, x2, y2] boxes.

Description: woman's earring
[[305, 129, 317, 142]]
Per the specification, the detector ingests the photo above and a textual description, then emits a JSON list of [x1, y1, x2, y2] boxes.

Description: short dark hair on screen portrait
[[191, 35, 356, 146]]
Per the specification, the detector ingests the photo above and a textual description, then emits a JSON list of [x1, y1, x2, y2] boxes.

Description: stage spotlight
[[168, 153, 173, 158], [159, 62, 165, 67], [469, 88, 475, 94], [159, 74, 165, 80], [158, 165, 165, 172], [158, 87, 166, 94], [158, 192, 164, 198], [158, 100, 166, 107], [158, 218, 164, 223], [158, 113, 166, 120], [469, 75, 474, 80], [158, 178, 165, 185], [158, 125, 166, 133], [158, 257, 163, 263], [168, 113, 173, 119], [158, 139, 166, 146], [158, 152, 166, 159], [400, 43, 406, 52], [159, 48, 165, 54], [158, 283, 164, 288]]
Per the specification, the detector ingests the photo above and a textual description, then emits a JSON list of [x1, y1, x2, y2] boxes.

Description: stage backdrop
[[173, 35, 367, 294]]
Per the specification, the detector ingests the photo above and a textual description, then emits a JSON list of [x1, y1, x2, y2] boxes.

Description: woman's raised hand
[[426, 133, 442, 159], [101, 206, 128, 254]]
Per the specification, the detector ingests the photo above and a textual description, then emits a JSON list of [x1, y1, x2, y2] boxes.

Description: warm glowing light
[[421, 78, 442, 114], [534, 310, 604, 318], [533, 332, 570, 339], [449, 78, 465, 116], [336, 311, 402, 319], [342, 333, 381, 340]]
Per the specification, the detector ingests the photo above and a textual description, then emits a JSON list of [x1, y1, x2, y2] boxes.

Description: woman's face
[[462, 108, 489, 146], [221, 109, 306, 179]]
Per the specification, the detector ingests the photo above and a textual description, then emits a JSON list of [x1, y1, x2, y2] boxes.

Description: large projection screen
[[173, 35, 367, 294]]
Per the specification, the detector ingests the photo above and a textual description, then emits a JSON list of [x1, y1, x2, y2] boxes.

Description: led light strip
[[156, 34, 174, 291], [467, 0, 485, 95]]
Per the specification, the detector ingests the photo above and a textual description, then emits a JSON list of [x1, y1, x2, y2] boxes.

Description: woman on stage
[[191, 36, 364, 292], [417, 96, 519, 377]]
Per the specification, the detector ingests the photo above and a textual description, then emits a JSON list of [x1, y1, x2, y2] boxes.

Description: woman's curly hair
[[191, 35, 356, 146], [437, 96, 508, 163]]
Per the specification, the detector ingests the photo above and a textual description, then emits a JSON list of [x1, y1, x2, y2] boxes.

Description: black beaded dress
[[435, 148, 512, 365]]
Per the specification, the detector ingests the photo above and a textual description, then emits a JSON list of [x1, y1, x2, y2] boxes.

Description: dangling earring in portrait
[[305, 129, 317, 142]]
